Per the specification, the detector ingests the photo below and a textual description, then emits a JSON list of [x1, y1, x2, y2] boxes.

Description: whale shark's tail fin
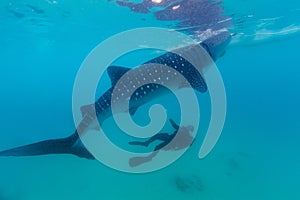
[[0, 132, 94, 159]]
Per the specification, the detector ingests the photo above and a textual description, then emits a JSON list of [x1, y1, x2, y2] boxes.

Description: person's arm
[[129, 119, 179, 147], [128, 133, 170, 147], [170, 119, 179, 130]]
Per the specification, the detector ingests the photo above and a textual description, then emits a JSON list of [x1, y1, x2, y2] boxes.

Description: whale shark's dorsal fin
[[81, 65, 130, 119], [107, 66, 131, 86], [80, 103, 95, 117]]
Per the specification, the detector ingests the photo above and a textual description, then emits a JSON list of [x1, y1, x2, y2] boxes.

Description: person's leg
[[129, 151, 159, 167], [129, 133, 170, 147]]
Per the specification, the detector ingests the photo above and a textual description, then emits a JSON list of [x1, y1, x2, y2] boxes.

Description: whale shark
[[0, 31, 231, 159]]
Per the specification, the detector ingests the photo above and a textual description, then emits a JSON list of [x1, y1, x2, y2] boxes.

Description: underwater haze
[[0, 0, 300, 199]]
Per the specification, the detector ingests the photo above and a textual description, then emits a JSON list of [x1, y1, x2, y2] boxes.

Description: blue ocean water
[[0, 0, 299, 200]]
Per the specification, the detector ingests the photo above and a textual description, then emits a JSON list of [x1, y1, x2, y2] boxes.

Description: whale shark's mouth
[[199, 29, 232, 59]]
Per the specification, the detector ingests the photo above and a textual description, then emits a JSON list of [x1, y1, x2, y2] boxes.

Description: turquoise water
[[0, 0, 300, 199]]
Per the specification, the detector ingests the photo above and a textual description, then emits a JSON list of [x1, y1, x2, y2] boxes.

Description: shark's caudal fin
[[0, 132, 94, 159]]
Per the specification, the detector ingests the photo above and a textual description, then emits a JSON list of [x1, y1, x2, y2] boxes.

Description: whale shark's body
[[0, 32, 230, 159], [0, 0, 232, 159]]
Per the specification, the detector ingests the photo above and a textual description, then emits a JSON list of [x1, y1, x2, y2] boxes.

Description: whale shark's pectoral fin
[[107, 66, 131, 86], [129, 106, 138, 116], [0, 132, 94, 159]]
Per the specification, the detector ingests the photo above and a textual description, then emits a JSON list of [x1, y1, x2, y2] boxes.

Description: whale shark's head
[[200, 29, 232, 60]]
